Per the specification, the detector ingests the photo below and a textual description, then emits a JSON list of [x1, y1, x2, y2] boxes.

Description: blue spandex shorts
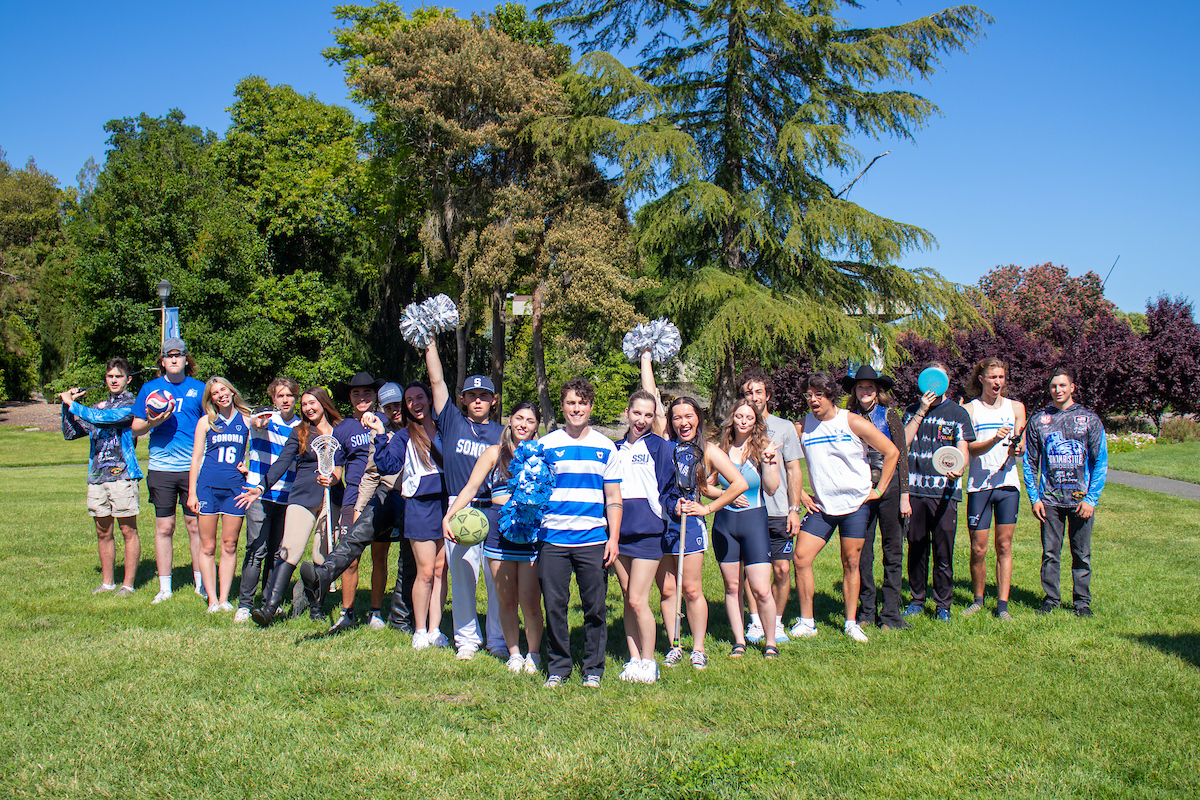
[[712, 506, 771, 565], [967, 486, 1020, 530], [800, 503, 870, 542]]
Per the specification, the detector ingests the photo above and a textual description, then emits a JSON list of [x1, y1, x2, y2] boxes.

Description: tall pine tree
[[541, 0, 991, 414]]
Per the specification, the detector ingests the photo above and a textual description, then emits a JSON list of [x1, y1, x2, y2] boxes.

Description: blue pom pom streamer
[[499, 441, 556, 544]]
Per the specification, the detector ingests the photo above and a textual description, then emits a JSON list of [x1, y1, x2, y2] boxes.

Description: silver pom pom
[[622, 317, 682, 363], [424, 293, 460, 332], [399, 294, 462, 349]]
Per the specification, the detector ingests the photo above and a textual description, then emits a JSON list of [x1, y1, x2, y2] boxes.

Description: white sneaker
[[195, 584, 208, 600], [789, 619, 818, 638], [523, 653, 541, 675], [412, 631, 431, 650], [151, 590, 172, 605], [456, 644, 478, 661], [506, 653, 525, 673], [367, 612, 386, 630], [745, 621, 765, 644], [844, 621, 869, 643], [216, 601, 235, 612], [640, 658, 659, 684], [233, 607, 251, 623], [206, 603, 222, 614], [773, 622, 790, 644], [429, 631, 450, 648], [619, 661, 638, 682]]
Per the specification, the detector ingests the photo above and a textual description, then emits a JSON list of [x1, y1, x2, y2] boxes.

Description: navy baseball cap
[[462, 375, 495, 394]]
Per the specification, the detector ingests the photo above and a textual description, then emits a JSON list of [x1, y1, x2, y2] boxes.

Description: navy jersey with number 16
[[199, 413, 250, 491]]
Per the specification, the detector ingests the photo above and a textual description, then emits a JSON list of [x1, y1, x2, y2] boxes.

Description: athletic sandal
[[763, 645, 780, 660], [729, 643, 746, 658]]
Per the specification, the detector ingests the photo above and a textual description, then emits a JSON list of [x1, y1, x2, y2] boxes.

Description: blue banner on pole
[[163, 307, 180, 342]]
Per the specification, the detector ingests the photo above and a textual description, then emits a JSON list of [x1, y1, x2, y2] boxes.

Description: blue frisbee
[[917, 367, 949, 397]]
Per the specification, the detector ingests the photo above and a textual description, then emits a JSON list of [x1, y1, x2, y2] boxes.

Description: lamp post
[[157, 280, 172, 346]]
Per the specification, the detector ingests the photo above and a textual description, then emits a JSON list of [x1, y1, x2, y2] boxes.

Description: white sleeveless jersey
[[799, 409, 871, 516], [966, 397, 1020, 492]]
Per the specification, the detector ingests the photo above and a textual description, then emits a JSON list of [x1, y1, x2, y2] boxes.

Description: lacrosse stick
[[671, 440, 704, 653], [311, 435, 341, 554]]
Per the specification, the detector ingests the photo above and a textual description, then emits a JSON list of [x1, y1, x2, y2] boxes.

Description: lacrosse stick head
[[672, 440, 704, 503], [311, 434, 341, 479]]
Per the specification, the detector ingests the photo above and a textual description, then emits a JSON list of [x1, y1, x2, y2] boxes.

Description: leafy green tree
[[0, 152, 76, 398], [541, 0, 991, 415], [71, 110, 357, 396]]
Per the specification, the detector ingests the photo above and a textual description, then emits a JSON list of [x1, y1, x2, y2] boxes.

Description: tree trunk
[[531, 280, 557, 431], [712, 348, 737, 425], [491, 283, 505, 418], [454, 304, 474, 399]]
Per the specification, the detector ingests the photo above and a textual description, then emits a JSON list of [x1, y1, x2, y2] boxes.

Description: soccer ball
[[146, 389, 175, 417], [448, 507, 489, 547]]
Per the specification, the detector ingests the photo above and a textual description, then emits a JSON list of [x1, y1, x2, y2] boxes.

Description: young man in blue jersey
[[539, 377, 623, 689], [422, 342, 506, 660], [235, 376, 301, 622], [132, 338, 207, 605], [1023, 366, 1108, 617]]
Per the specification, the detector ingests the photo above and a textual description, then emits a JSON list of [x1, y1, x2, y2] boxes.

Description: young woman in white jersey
[[444, 401, 544, 673], [187, 377, 252, 613], [793, 372, 898, 643], [613, 352, 677, 682], [711, 400, 781, 658], [963, 357, 1026, 620]]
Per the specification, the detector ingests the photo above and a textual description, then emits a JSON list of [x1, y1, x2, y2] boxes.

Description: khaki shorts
[[87, 480, 140, 518]]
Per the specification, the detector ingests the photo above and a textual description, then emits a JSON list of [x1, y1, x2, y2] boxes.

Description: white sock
[[750, 613, 761, 626], [801, 617, 814, 629], [193, 570, 203, 587], [121, 585, 134, 591], [775, 615, 783, 626], [159, 575, 172, 593], [416, 628, 428, 636], [100, 583, 117, 590]]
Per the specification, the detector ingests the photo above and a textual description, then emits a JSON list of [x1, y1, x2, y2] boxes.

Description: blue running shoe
[[936, 608, 951, 622], [902, 602, 924, 617]]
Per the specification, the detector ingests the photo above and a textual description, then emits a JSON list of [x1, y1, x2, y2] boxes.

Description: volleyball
[[145, 389, 175, 417], [448, 507, 489, 546]]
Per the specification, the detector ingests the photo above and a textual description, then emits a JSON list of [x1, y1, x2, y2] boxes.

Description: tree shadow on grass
[[1128, 633, 1200, 668]]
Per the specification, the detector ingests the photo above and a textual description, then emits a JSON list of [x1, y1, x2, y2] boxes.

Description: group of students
[[63, 335, 1108, 686]]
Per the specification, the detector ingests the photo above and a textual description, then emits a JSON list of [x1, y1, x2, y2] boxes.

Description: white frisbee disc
[[932, 446, 964, 476]]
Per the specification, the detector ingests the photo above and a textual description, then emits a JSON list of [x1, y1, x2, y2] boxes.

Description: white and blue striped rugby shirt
[[539, 428, 622, 546], [246, 412, 301, 504]]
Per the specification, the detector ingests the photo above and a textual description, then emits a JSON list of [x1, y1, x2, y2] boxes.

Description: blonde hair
[[202, 376, 251, 426]]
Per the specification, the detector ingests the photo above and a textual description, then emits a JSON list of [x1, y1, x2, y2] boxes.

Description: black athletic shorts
[[713, 506, 771, 565], [767, 515, 794, 561], [147, 470, 196, 519], [967, 486, 1019, 530]]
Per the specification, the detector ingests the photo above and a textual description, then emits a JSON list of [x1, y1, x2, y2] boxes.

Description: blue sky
[[2, 0, 1195, 314]]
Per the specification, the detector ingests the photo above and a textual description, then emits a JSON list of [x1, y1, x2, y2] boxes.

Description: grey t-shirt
[[764, 414, 802, 517]]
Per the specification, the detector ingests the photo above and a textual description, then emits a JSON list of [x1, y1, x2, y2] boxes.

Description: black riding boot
[[251, 561, 296, 627]]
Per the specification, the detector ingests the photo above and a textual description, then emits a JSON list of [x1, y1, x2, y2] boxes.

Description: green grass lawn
[[1, 461, 1198, 797], [1109, 441, 1200, 485], [0, 425, 150, 467]]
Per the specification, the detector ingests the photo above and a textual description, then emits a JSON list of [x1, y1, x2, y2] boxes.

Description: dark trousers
[[316, 491, 417, 631], [239, 498, 287, 609], [1040, 505, 1094, 608], [907, 495, 958, 611], [538, 542, 608, 679], [858, 479, 904, 625]]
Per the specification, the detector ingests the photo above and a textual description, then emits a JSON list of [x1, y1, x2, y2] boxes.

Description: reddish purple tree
[[1143, 295, 1200, 425], [1059, 311, 1151, 418]]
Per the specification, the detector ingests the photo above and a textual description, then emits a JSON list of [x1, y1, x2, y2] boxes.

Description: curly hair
[[719, 399, 770, 467]]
